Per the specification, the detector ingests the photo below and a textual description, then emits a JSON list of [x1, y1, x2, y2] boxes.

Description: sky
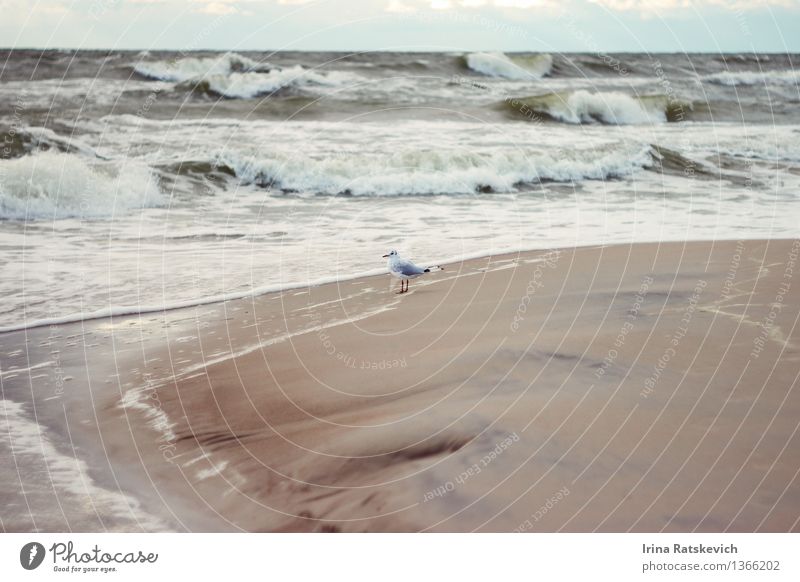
[[2, 0, 799, 52]]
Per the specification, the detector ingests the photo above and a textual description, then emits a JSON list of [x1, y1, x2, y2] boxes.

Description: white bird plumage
[[382, 249, 442, 294]]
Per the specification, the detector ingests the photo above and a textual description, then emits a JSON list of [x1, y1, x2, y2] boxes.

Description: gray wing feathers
[[392, 258, 426, 276]]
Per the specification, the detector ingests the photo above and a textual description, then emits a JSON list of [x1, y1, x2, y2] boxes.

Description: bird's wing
[[392, 258, 426, 276]]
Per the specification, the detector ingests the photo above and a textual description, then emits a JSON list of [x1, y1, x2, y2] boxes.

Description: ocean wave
[[133, 52, 267, 82], [1, 126, 102, 159], [0, 152, 163, 220], [134, 52, 360, 99], [215, 143, 652, 195], [25, 126, 104, 157], [0, 128, 30, 159], [506, 91, 691, 124], [464, 52, 552, 80], [704, 70, 800, 86], [182, 67, 359, 99]]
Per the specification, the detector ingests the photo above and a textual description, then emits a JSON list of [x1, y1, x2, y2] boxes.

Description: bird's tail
[[424, 266, 444, 273]]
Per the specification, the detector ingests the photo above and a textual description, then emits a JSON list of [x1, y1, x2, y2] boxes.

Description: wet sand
[[2, 239, 799, 532]]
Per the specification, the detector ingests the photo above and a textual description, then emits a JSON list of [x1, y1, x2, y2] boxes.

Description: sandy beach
[[1, 239, 798, 532]]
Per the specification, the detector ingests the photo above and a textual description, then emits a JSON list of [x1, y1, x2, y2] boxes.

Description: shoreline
[[1, 239, 798, 532], [0, 240, 597, 333], [3, 237, 794, 335]]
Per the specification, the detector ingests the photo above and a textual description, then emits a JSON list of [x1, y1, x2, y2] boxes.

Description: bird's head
[[382, 249, 398, 258]]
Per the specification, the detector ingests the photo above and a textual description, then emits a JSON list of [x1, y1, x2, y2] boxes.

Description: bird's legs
[[396, 279, 409, 294]]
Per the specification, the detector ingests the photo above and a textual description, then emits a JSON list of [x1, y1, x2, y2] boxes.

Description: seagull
[[382, 249, 443, 294]]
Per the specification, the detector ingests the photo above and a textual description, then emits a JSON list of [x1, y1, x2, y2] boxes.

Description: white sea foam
[[201, 67, 359, 99], [118, 388, 177, 444], [196, 460, 229, 481], [0, 398, 167, 531], [219, 141, 652, 195], [22, 126, 104, 158], [0, 78, 172, 109], [534, 91, 668, 125], [0, 270, 386, 334], [465, 52, 552, 80], [705, 70, 800, 86], [0, 152, 163, 220], [134, 53, 360, 98], [0, 243, 588, 334], [133, 52, 264, 82], [0, 361, 54, 379], [5, 115, 799, 334]]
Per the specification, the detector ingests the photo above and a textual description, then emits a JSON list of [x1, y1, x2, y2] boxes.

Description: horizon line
[[2, 47, 798, 55]]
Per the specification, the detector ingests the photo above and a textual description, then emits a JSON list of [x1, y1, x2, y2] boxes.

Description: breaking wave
[[464, 52, 552, 80], [133, 52, 267, 82], [704, 69, 800, 86], [0, 126, 101, 160], [506, 91, 691, 125], [0, 152, 163, 220], [214, 142, 653, 196], [134, 52, 361, 98], [183, 67, 359, 99]]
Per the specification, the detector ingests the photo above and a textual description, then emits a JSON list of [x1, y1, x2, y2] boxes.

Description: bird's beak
[[382, 254, 389, 258]]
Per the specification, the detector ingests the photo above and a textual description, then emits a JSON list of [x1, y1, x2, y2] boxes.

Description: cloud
[[382, 0, 797, 13], [186, 0, 260, 15], [0, 0, 68, 14], [587, 0, 797, 13], [191, 1, 236, 13], [492, 0, 551, 6], [386, 0, 416, 13], [381, 0, 560, 12]]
